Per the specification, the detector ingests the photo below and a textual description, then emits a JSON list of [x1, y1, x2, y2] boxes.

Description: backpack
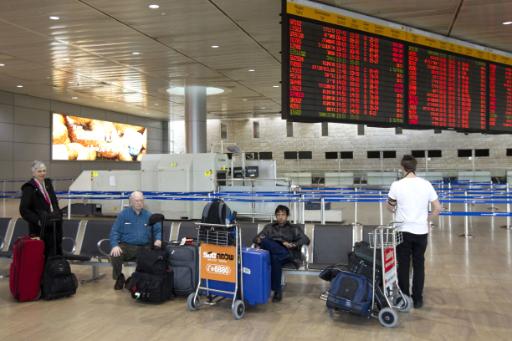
[[201, 200, 234, 225]]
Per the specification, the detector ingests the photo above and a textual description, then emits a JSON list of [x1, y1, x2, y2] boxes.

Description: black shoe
[[272, 291, 283, 303], [414, 300, 423, 309], [114, 274, 125, 290]]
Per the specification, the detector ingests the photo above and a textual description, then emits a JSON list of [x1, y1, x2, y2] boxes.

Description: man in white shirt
[[387, 155, 441, 309]]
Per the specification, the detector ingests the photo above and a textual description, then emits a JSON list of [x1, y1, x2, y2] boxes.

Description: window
[[367, 151, 380, 159], [458, 149, 472, 157], [507, 149, 512, 156], [252, 121, 260, 138], [286, 121, 293, 137], [259, 152, 273, 160], [220, 123, 227, 139], [340, 151, 354, 159], [298, 151, 312, 159], [428, 150, 442, 158], [382, 151, 396, 159], [357, 124, 365, 136], [321, 122, 328, 136], [284, 151, 298, 160], [474, 149, 489, 157], [325, 152, 338, 159], [411, 150, 425, 158]]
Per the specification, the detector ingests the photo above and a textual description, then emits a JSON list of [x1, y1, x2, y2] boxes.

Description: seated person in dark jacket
[[109, 191, 162, 290], [253, 205, 310, 302]]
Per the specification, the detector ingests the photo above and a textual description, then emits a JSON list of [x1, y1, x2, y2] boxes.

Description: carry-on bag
[[9, 235, 45, 302], [41, 212, 78, 300], [326, 271, 373, 316], [129, 213, 174, 303], [167, 243, 198, 296]]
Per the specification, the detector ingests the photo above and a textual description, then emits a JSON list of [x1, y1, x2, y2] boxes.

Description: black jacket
[[253, 221, 310, 260], [19, 178, 61, 236]]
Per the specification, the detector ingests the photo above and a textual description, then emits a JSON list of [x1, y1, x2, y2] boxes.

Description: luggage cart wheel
[[394, 295, 413, 313], [232, 300, 245, 320], [378, 307, 398, 328], [187, 293, 200, 311]]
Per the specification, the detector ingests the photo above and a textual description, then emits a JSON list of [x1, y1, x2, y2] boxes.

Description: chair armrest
[[301, 244, 309, 270], [62, 236, 76, 254], [0, 235, 4, 250], [97, 238, 111, 257]]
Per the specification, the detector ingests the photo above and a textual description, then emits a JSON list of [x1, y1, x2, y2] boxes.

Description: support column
[[185, 86, 207, 153]]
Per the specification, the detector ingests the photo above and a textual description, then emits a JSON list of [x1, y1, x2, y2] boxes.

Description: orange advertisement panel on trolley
[[200, 243, 237, 283]]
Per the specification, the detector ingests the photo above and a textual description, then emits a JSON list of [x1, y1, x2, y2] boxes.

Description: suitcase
[[203, 248, 271, 306], [9, 236, 45, 302], [129, 213, 174, 303], [326, 271, 372, 317], [41, 215, 78, 300], [167, 244, 199, 296]]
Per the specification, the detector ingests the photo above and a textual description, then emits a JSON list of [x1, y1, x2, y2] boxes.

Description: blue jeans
[[260, 239, 292, 292]]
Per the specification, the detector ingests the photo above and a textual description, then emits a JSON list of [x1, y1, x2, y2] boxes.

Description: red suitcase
[[9, 236, 45, 302]]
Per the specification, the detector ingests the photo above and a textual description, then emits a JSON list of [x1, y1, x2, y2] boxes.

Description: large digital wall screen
[[52, 113, 147, 161], [283, 0, 512, 133]]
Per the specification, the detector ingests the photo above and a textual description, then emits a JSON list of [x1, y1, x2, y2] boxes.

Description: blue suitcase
[[202, 247, 271, 306]]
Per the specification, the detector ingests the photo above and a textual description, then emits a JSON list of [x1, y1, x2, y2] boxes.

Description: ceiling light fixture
[[72, 96, 78, 100], [49, 16, 60, 20], [148, 4, 160, 9], [16, 85, 23, 88], [503, 21, 512, 25], [132, 51, 140, 55], [0, 63, 5, 67], [167, 87, 224, 96], [211, 45, 220, 48], [273, 85, 280, 88], [248, 69, 255, 72]]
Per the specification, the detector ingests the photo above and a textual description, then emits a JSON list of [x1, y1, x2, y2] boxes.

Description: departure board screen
[[489, 63, 512, 132], [408, 46, 487, 131], [286, 17, 405, 125]]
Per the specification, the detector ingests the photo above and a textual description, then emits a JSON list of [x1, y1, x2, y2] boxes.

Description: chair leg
[[80, 264, 105, 284]]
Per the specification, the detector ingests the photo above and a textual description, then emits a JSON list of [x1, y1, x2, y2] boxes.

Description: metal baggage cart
[[186, 222, 246, 320], [368, 223, 413, 327]]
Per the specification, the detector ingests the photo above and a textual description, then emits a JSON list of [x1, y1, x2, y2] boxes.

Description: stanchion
[[301, 194, 305, 224], [2, 180, 6, 218], [320, 197, 325, 225], [67, 190, 71, 220], [459, 191, 473, 238], [501, 183, 511, 230], [354, 187, 358, 224]]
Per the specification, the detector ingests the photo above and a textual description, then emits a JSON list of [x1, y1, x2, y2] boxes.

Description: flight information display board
[[489, 63, 512, 132], [408, 46, 487, 131], [287, 17, 405, 125], [283, 0, 512, 133]]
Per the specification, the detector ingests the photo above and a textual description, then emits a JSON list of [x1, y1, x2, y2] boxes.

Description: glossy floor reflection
[[0, 215, 511, 340]]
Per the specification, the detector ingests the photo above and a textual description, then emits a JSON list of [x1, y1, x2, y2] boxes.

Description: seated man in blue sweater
[[109, 191, 162, 290]]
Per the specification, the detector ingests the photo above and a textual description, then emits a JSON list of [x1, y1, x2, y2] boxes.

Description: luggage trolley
[[186, 222, 246, 320], [368, 223, 413, 327]]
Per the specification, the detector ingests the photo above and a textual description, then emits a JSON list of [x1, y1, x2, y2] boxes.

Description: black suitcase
[[41, 213, 78, 300], [129, 214, 174, 303], [166, 244, 198, 296]]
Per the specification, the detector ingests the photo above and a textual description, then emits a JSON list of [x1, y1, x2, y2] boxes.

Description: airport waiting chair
[[239, 222, 259, 247], [309, 224, 354, 269], [61, 219, 82, 255], [176, 221, 198, 241], [0, 218, 12, 257]]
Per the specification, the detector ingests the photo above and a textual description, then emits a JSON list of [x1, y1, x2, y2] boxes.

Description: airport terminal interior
[[1, 0, 512, 340]]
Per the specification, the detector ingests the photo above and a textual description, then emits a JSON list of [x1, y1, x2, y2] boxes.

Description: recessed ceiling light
[[16, 85, 23, 88], [49, 16, 60, 20], [148, 4, 159, 9], [503, 21, 512, 25], [248, 69, 255, 72], [132, 51, 140, 55], [72, 96, 78, 100], [166, 86, 224, 96], [211, 45, 220, 48], [273, 85, 280, 88], [0, 63, 5, 67]]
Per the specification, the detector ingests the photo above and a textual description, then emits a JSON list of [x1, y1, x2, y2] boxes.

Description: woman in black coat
[[19, 160, 63, 257]]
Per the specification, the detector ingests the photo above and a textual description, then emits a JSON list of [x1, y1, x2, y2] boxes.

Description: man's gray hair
[[31, 160, 46, 173], [129, 191, 144, 200]]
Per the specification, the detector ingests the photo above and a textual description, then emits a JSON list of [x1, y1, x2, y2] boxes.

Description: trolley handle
[[194, 222, 237, 228]]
